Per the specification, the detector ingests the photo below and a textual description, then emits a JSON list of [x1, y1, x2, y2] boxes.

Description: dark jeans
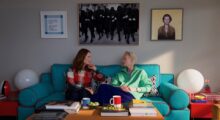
[[65, 85, 91, 101], [91, 84, 134, 105]]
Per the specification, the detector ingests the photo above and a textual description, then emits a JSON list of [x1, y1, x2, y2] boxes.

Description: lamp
[[177, 69, 204, 96], [14, 69, 39, 90]]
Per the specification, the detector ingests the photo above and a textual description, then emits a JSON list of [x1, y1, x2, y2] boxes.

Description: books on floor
[[191, 94, 207, 103], [129, 99, 156, 116], [45, 101, 81, 114], [101, 105, 129, 116], [201, 93, 220, 101]]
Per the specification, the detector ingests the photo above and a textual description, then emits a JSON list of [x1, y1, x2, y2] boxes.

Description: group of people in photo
[[79, 4, 139, 44]]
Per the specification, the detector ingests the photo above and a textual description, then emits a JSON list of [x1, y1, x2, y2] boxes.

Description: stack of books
[[129, 99, 156, 116], [201, 93, 220, 102], [191, 94, 207, 103], [100, 105, 129, 116], [45, 101, 81, 114], [0, 94, 6, 100]]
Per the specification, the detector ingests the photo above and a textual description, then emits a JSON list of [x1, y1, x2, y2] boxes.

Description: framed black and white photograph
[[78, 3, 139, 45], [40, 11, 68, 38], [151, 9, 183, 41]]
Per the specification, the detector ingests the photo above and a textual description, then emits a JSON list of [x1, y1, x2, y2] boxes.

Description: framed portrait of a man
[[151, 9, 183, 41], [78, 3, 139, 45]]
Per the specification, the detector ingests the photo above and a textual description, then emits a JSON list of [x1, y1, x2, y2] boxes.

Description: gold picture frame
[[151, 8, 183, 41]]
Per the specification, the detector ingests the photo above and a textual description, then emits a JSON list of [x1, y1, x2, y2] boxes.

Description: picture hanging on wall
[[40, 11, 68, 38], [151, 9, 183, 41], [78, 3, 139, 45]]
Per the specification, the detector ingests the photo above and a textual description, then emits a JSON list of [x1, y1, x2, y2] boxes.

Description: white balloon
[[177, 69, 204, 94], [14, 69, 39, 90]]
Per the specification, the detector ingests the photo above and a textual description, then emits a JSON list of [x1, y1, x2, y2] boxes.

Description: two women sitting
[[65, 48, 152, 105]]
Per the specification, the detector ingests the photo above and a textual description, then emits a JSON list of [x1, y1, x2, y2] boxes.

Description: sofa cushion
[[160, 74, 174, 84], [96, 65, 122, 77], [141, 96, 170, 116], [35, 92, 65, 108], [40, 73, 52, 83], [51, 64, 71, 92]]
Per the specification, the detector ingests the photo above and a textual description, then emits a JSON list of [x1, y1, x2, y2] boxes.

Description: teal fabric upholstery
[[165, 108, 190, 120], [160, 74, 174, 84], [51, 64, 71, 92], [40, 73, 52, 83], [19, 82, 54, 107], [18, 64, 189, 120], [96, 65, 122, 77], [159, 82, 189, 109], [18, 107, 34, 120]]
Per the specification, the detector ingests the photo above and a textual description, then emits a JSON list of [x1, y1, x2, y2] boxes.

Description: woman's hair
[[124, 51, 137, 65], [73, 48, 91, 72], [162, 14, 172, 22]]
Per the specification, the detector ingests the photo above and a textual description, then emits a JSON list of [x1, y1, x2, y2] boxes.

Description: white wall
[[0, 0, 220, 91]]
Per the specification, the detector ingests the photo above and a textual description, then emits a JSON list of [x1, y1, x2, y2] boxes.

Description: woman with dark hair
[[158, 14, 175, 40], [65, 48, 102, 101]]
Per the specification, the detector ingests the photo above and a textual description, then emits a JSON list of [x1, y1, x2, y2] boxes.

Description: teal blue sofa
[[18, 64, 190, 120]]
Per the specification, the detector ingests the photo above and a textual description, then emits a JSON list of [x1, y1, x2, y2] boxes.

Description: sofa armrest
[[159, 82, 189, 110], [19, 82, 54, 107], [40, 73, 51, 83]]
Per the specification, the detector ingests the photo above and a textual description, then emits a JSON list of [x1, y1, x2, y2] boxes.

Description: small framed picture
[[151, 9, 183, 41], [40, 11, 68, 38], [78, 3, 139, 45]]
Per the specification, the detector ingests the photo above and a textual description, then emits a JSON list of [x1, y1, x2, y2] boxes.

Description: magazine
[[45, 101, 80, 110]]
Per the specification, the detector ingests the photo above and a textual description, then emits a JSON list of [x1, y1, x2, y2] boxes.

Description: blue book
[[191, 99, 207, 103]]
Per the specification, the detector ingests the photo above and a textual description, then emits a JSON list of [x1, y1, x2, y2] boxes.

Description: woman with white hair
[[91, 51, 152, 105]]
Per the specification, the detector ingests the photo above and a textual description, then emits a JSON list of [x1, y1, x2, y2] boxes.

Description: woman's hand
[[85, 87, 94, 95], [67, 70, 74, 85], [87, 64, 97, 71], [120, 86, 130, 92]]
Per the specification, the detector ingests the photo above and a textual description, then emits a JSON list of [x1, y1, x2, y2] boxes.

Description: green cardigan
[[111, 66, 152, 99]]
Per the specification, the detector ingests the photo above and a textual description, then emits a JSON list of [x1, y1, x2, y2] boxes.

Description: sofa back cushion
[[51, 64, 71, 92], [96, 65, 122, 77], [51, 64, 161, 92]]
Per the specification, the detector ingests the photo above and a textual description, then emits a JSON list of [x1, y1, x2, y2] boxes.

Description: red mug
[[109, 95, 121, 108]]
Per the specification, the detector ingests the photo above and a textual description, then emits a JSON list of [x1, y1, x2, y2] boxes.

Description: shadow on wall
[[137, 39, 218, 88]]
